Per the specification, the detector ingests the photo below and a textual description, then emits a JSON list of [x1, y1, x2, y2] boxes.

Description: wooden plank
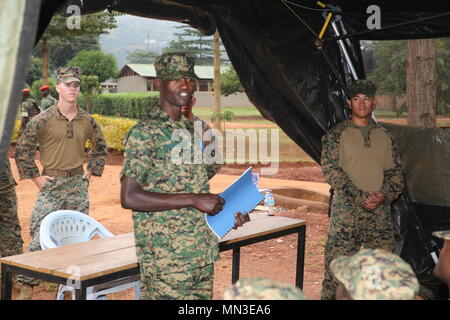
[[220, 214, 306, 244], [53, 247, 138, 280], [0, 233, 136, 277]]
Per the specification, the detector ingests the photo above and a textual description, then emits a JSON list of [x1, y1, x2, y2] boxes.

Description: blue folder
[[205, 167, 264, 238]]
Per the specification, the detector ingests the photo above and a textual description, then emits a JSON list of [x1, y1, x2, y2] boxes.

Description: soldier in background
[[223, 278, 306, 300], [0, 159, 26, 296], [331, 248, 419, 300], [18, 88, 40, 136], [39, 85, 57, 111], [320, 80, 404, 300], [120, 52, 249, 300], [14, 66, 108, 297], [432, 230, 450, 297]]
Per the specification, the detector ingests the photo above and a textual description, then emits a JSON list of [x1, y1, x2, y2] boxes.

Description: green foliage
[[221, 67, 244, 96], [368, 39, 450, 116], [80, 75, 101, 113], [126, 49, 159, 64], [77, 93, 160, 119], [211, 110, 235, 131], [163, 26, 228, 65], [33, 35, 100, 70], [68, 50, 117, 82], [90, 114, 137, 152], [26, 56, 43, 86], [42, 12, 120, 39], [31, 78, 58, 102]]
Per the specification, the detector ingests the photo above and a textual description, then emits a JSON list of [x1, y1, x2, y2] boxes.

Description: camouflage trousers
[[19, 174, 89, 286], [139, 264, 215, 300], [321, 193, 395, 300], [0, 185, 24, 256]]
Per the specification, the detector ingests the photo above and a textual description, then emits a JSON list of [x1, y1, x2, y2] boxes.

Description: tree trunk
[[42, 38, 49, 86], [213, 30, 222, 130], [406, 39, 437, 128]]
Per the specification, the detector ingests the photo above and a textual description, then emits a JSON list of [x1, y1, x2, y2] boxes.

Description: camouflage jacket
[[121, 108, 221, 274], [20, 98, 40, 119], [321, 119, 404, 206], [0, 160, 16, 190], [15, 105, 108, 179], [40, 95, 57, 111]]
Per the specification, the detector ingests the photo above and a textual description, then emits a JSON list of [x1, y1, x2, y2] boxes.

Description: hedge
[[77, 92, 160, 119]]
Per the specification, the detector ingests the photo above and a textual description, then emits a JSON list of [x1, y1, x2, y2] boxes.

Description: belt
[[42, 166, 84, 177]]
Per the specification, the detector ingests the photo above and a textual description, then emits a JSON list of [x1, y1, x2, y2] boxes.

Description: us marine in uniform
[[14, 66, 107, 295], [120, 52, 249, 300], [320, 80, 404, 300]]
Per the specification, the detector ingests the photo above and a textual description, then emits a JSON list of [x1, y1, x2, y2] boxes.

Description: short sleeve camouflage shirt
[[121, 108, 220, 274]]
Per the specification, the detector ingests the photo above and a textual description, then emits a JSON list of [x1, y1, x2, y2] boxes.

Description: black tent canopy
[[1, 0, 449, 298]]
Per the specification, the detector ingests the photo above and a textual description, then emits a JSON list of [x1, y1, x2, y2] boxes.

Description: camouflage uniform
[[321, 119, 404, 300], [0, 160, 24, 258], [122, 108, 221, 300], [15, 67, 107, 286], [40, 94, 57, 111], [223, 278, 306, 300], [331, 248, 419, 300], [20, 97, 40, 120], [121, 52, 221, 300]]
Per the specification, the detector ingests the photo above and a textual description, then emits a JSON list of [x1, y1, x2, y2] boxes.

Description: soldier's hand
[[193, 193, 225, 215], [32, 175, 54, 190], [232, 212, 251, 230], [83, 169, 92, 181], [364, 192, 385, 210]]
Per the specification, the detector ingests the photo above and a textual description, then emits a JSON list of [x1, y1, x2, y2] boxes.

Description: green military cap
[[347, 79, 377, 98], [56, 66, 82, 83], [432, 230, 450, 241], [331, 248, 419, 300], [223, 278, 306, 300], [154, 52, 199, 81]]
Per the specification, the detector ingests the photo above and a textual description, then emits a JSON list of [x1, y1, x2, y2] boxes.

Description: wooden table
[[1, 213, 306, 300]]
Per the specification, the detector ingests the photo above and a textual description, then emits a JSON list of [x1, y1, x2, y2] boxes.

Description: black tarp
[[4, 0, 450, 298]]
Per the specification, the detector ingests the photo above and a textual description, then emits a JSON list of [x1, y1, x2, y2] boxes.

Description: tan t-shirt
[[15, 105, 108, 179], [339, 125, 395, 192]]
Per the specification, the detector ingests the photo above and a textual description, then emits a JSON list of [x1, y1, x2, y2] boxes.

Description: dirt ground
[[8, 149, 329, 300]]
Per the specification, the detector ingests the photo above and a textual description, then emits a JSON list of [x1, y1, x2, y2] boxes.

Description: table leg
[[74, 283, 87, 300], [295, 225, 306, 289], [1, 264, 12, 300], [231, 248, 241, 284]]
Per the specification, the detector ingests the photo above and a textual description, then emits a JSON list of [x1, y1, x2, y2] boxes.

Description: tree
[[163, 26, 228, 65], [126, 49, 159, 64], [368, 38, 450, 117], [406, 39, 437, 128], [221, 66, 244, 97], [368, 40, 406, 116], [26, 56, 43, 86], [80, 75, 100, 113], [33, 34, 100, 70], [40, 11, 120, 84], [68, 50, 117, 83]]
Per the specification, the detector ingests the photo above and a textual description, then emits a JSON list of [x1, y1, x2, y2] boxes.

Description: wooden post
[[42, 38, 49, 86], [213, 30, 222, 130], [406, 39, 437, 128]]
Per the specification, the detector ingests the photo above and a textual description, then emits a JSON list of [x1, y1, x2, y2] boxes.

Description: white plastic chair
[[39, 210, 141, 300]]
